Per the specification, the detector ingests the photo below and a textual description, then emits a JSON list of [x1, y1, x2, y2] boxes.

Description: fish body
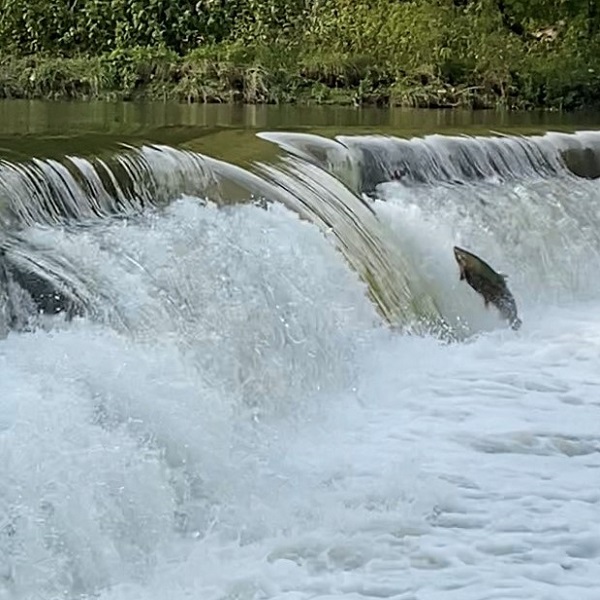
[[453, 246, 522, 330]]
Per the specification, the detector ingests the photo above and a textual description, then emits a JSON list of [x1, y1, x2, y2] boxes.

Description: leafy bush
[[0, 0, 598, 108]]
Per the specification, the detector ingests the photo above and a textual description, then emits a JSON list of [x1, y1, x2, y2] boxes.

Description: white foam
[[1, 197, 600, 600], [376, 175, 600, 307]]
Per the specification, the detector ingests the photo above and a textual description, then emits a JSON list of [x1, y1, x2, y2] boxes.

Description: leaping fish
[[453, 246, 522, 330]]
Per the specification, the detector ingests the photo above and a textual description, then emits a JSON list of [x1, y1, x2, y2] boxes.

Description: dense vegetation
[[0, 0, 599, 109]]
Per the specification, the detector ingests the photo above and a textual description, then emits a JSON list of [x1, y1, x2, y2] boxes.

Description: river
[[1, 101, 599, 600]]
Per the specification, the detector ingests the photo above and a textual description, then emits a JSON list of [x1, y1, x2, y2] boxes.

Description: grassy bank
[[1, 0, 599, 110]]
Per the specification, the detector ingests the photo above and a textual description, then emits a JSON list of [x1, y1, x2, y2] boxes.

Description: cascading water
[[3, 129, 600, 336], [259, 129, 600, 323], [0, 144, 221, 226], [1, 128, 600, 600]]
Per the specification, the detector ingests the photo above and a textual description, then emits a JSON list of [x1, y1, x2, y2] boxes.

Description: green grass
[[1, 0, 600, 111]]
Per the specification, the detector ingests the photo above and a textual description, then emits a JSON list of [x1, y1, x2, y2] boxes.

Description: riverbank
[[1, 45, 599, 110], [1, 0, 599, 110]]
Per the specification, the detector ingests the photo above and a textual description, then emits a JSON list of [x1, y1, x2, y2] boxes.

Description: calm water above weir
[[0, 100, 599, 160], [2, 101, 600, 600]]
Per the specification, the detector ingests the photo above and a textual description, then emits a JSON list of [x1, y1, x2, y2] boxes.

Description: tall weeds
[[0, 0, 598, 109]]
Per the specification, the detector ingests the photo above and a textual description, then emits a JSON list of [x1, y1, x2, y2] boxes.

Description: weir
[[261, 129, 600, 193], [0, 144, 219, 226], [2, 125, 600, 600], [1, 129, 600, 338]]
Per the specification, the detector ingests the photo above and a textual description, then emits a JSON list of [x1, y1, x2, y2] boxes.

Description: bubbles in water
[[3, 130, 600, 599], [0, 197, 386, 598]]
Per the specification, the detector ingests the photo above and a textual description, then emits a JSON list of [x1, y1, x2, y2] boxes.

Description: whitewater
[[1, 130, 600, 600]]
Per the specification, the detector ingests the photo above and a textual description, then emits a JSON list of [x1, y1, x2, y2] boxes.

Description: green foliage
[[0, 0, 599, 108]]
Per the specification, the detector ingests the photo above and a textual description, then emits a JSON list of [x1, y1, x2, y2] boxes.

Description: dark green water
[[0, 100, 599, 163]]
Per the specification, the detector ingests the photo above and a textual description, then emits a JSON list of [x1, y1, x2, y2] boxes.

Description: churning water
[[1, 129, 600, 600]]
